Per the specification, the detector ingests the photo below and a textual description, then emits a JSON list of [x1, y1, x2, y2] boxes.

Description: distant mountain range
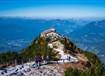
[[0, 17, 105, 63], [69, 20, 105, 63]]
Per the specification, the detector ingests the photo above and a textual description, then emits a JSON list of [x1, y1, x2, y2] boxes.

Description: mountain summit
[[21, 28, 89, 63]]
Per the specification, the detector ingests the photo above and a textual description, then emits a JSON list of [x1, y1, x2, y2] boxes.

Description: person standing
[[68, 56, 71, 61], [34, 56, 38, 68], [36, 55, 42, 69]]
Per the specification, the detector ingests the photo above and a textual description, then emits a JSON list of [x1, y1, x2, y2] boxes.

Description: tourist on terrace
[[35, 56, 42, 69], [67, 55, 71, 61]]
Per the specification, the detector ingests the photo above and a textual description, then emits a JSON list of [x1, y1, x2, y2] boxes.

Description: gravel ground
[[0, 62, 64, 76]]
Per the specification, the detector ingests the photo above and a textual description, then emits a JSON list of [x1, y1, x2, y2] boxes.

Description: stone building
[[41, 28, 64, 42]]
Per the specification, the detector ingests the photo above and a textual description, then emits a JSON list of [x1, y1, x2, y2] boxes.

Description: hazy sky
[[0, 0, 105, 18]]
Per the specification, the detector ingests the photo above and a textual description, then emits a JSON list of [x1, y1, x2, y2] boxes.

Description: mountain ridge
[[20, 28, 90, 64]]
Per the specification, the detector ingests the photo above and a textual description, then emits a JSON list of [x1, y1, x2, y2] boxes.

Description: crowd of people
[[32, 55, 49, 69], [32, 56, 41, 69], [32, 55, 71, 69]]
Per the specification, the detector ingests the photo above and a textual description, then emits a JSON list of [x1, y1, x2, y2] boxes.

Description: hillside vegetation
[[20, 37, 56, 60], [65, 51, 105, 76]]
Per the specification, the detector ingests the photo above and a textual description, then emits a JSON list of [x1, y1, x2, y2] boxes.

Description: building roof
[[42, 28, 56, 34]]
